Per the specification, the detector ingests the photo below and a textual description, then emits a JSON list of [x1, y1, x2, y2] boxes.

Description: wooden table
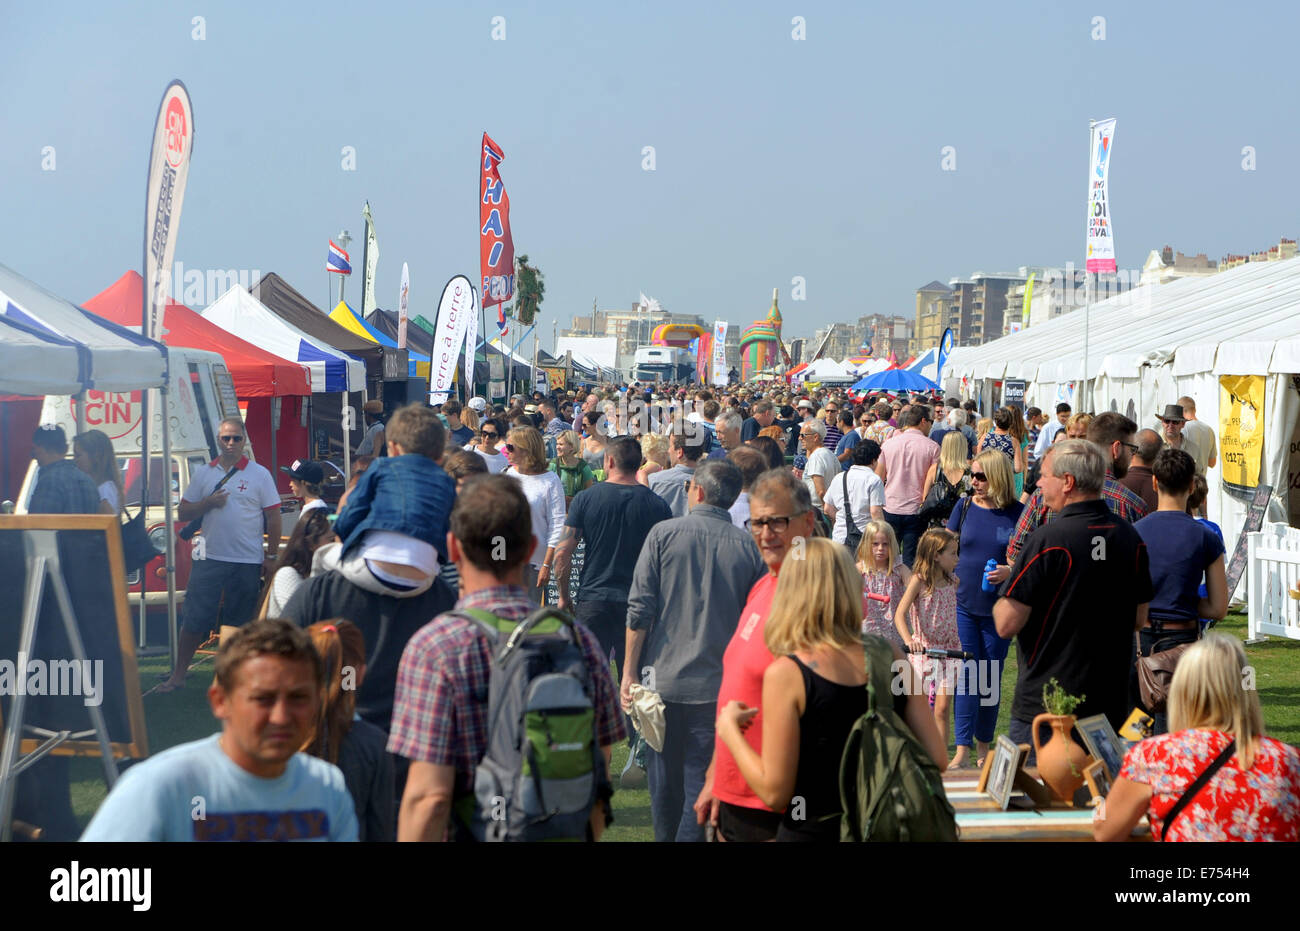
[[942, 770, 1150, 841]]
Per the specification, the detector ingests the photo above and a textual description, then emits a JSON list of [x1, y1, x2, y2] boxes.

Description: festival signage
[[1225, 483, 1273, 601], [463, 293, 478, 396], [479, 133, 515, 320], [1003, 380, 1026, 411], [428, 275, 476, 405], [1220, 374, 1265, 493], [143, 81, 194, 341], [361, 201, 380, 318], [1021, 273, 1035, 325], [711, 321, 729, 386], [397, 262, 410, 349], [1085, 118, 1117, 274], [936, 327, 955, 381]]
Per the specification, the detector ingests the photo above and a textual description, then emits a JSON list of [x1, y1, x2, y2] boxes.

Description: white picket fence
[[1247, 522, 1300, 642]]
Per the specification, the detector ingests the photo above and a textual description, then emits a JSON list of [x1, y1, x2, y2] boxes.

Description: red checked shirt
[[386, 585, 625, 797], [1005, 470, 1148, 564]]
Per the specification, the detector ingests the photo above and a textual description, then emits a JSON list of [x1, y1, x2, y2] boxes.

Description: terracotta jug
[[1032, 714, 1089, 801]]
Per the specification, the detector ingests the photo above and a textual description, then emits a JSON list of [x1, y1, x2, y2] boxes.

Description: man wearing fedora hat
[[356, 400, 387, 458], [1155, 403, 1202, 469]]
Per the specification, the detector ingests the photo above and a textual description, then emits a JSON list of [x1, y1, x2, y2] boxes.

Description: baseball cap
[[281, 459, 324, 484], [467, 396, 488, 412]]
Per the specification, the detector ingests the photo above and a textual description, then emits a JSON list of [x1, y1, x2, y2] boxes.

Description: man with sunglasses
[[471, 417, 508, 474], [161, 416, 281, 692]]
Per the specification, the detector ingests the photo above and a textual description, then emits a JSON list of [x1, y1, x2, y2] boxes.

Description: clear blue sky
[[3, 1, 1297, 350]]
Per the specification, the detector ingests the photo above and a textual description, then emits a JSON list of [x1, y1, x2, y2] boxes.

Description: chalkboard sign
[[0, 515, 148, 759], [1225, 482, 1273, 602], [544, 540, 585, 605]]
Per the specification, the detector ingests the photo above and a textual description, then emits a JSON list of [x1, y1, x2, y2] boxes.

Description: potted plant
[[1032, 679, 1091, 802]]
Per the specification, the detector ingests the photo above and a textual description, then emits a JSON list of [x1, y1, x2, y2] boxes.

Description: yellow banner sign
[[1219, 374, 1265, 490]]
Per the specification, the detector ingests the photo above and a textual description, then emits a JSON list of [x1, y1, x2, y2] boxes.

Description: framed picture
[[980, 734, 1026, 811], [1119, 708, 1155, 741], [1083, 759, 1112, 804], [1077, 714, 1124, 781]]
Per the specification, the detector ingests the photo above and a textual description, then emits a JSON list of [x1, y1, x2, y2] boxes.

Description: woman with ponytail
[[304, 620, 395, 841]]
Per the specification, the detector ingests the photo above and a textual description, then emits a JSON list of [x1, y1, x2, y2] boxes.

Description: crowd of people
[[18, 378, 1299, 843]]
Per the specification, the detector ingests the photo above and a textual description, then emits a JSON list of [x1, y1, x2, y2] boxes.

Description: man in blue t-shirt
[[1132, 447, 1228, 732], [554, 436, 672, 682], [82, 619, 358, 841]]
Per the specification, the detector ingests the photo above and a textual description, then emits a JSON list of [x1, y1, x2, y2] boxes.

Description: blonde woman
[[1095, 633, 1300, 842], [919, 431, 970, 527], [946, 451, 1023, 769], [637, 433, 670, 487], [716, 538, 946, 842], [974, 417, 993, 451], [549, 429, 595, 505], [73, 429, 123, 516], [461, 406, 480, 437], [503, 426, 567, 599]]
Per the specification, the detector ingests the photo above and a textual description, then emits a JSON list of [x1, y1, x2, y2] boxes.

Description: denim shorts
[[181, 558, 264, 634]]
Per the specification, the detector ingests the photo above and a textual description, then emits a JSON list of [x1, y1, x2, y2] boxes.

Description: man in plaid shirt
[[1006, 411, 1148, 564], [388, 475, 625, 842]]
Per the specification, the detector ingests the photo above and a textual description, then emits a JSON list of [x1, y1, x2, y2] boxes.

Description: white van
[[17, 346, 283, 606]]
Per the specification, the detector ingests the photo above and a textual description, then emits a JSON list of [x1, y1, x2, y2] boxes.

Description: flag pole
[[1083, 118, 1093, 411]]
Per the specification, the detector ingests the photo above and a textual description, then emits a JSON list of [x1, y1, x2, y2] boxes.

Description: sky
[[3, 0, 1299, 352]]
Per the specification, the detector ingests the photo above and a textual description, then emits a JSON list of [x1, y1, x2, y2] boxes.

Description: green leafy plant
[[1042, 678, 1085, 717]]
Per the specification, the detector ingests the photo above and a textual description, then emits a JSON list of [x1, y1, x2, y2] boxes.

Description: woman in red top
[[1094, 633, 1300, 842]]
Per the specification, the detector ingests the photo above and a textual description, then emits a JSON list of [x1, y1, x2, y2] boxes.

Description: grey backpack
[[454, 606, 608, 841]]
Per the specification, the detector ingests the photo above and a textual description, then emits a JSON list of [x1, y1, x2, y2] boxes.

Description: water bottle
[[982, 559, 998, 593]]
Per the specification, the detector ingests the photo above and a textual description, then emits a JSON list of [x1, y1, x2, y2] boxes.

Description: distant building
[[912, 280, 951, 356], [1145, 237, 1296, 282], [562, 300, 739, 376]]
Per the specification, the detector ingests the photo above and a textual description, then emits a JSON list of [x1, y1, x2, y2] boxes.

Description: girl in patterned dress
[[855, 520, 910, 651], [895, 529, 961, 749]]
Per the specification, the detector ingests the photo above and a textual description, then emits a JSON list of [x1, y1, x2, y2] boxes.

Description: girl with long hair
[[73, 429, 123, 516], [716, 538, 946, 842], [259, 509, 335, 618], [855, 519, 909, 650], [550, 429, 596, 504], [895, 528, 961, 750], [303, 620, 395, 842]]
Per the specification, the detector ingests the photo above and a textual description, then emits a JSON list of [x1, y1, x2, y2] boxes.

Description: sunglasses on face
[[219, 435, 244, 443], [481, 430, 498, 438], [505, 443, 516, 453], [970, 471, 987, 482]]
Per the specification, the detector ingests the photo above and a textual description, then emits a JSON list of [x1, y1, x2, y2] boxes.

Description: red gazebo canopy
[[83, 272, 310, 397]]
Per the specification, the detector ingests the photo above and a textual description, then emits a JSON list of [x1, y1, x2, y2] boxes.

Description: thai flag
[[327, 240, 352, 275], [497, 303, 507, 336]]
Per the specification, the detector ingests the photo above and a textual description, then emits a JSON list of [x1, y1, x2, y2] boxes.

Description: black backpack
[[919, 469, 966, 526]]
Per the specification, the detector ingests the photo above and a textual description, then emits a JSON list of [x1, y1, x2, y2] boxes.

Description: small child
[[895, 528, 961, 749], [332, 404, 456, 596], [856, 520, 909, 651]]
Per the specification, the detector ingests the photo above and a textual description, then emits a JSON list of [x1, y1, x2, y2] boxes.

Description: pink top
[[908, 581, 960, 651], [880, 429, 940, 515], [861, 563, 907, 650]]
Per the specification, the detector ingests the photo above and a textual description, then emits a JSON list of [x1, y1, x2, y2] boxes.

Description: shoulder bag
[[120, 505, 162, 573], [841, 470, 863, 554], [1136, 620, 1201, 714]]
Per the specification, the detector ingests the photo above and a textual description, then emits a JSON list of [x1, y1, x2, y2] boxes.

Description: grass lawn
[[67, 612, 1299, 840]]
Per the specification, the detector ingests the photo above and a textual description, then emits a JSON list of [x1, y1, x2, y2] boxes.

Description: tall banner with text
[[430, 276, 476, 405], [711, 321, 729, 386], [361, 201, 380, 318], [398, 262, 410, 349], [463, 292, 478, 397], [479, 133, 515, 333], [143, 81, 194, 340], [936, 327, 954, 383], [1086, 118, 1117, 274]]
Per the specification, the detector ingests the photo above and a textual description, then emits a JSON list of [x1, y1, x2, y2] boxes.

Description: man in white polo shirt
[[161, 416, 281, 692]]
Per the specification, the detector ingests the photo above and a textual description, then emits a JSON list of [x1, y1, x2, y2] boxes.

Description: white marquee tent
[[941, 256, 1300, 571]]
